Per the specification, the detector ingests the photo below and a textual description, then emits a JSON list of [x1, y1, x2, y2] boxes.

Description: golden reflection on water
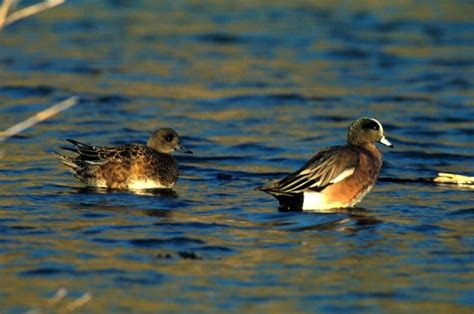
[[0, 0, 473, 313]]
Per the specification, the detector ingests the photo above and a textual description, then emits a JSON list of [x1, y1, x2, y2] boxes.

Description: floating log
[[433, 172, 474, 186], [380, 172, 474, 187]]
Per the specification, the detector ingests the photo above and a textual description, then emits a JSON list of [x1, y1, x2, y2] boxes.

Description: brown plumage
[[55, 128, 192, 190], [256, 117, 393, 211]]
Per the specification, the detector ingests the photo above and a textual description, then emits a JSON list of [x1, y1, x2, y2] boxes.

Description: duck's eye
[[363, 120, 379, 130], [165, 134, 174, 142]]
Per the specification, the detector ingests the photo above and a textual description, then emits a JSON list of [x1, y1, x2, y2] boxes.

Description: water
[[0, 1, 473, 313]]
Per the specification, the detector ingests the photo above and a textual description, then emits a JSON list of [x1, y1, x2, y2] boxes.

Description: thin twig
[[47, 288, 68, 305], [66, 292, 92, 312], [4, 0, 64, 28], [0, 0, 15, 30], [0, 96, 78, 142], [0, 0, 63, 31]]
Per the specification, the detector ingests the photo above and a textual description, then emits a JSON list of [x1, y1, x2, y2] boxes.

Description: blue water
[[0, 1, 473, 313]]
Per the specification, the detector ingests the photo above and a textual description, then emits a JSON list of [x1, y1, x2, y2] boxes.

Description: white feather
[[329, 167, 355, 184], [302, 183, 373, 211], [128, 180, 169, 190], [302, 192, 330, 211]]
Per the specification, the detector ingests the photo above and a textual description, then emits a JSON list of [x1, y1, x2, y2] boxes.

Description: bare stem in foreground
[[0, 0, 15, 30], [0, 96, 79, 142], [66, 292, 92, 312], [0, 0, 63, 31], [47, 288, 68, 305]]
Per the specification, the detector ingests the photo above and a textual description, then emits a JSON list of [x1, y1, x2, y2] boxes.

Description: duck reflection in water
[[270, 206, 383, 233]]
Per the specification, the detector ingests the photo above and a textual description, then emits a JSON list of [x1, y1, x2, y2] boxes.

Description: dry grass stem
[[66, 292, 92, 312], [0, 0, 16, 30], [0, 0, 63, 30], [47, 288, 68, 305], [0, 96, 78, 142]]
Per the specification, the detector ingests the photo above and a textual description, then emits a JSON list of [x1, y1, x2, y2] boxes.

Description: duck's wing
[[258, 146, 360, 194], [61, 139, 138, 165]]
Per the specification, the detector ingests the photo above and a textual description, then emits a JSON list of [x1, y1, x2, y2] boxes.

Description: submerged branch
[[380, 172, 474, 187], [432, 172, 474, 186]]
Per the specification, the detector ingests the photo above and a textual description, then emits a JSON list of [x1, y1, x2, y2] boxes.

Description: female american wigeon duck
[[256, 117, 393, 211], [56, 128, 192, 190]]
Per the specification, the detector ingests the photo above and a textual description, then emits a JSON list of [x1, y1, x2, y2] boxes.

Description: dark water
[[0, 1, 473, 313]]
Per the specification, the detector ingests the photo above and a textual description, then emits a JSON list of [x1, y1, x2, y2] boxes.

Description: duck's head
[[347, 117, 393, 148], [147, 128, 192, 154]]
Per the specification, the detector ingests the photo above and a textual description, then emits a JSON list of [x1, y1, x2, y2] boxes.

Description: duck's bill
[[379, 136, 393, 148], [176, 144, 193, 154]]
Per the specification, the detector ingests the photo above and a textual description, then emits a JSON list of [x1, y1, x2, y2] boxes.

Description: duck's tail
[[52, 151, 79, 175], [255, 183, 304, 210]]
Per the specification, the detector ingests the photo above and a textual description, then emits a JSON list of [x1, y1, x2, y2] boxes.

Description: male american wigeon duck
[[56, 128, 192, 190], [256, 117, 393, 211]]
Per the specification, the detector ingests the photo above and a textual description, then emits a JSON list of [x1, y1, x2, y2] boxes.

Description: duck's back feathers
[[258, 145, 360, 195], [62, 139, 136, 165], [56, 140, 178, 189]]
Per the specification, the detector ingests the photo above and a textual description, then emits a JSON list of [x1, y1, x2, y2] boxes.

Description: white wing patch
[[329, 167, 355, 184]]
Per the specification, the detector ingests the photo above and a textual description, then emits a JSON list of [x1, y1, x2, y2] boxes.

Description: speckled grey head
[[147, 128, 192, 154], [347, 118, 393, 148]]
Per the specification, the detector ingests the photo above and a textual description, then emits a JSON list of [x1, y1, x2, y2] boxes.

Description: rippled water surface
[[0, 1, 473, 313]]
